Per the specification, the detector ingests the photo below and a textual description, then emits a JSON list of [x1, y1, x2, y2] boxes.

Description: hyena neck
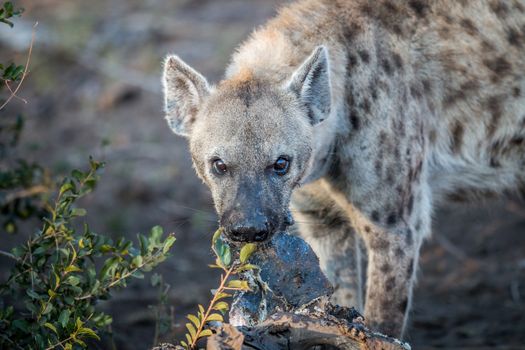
[[225, 20, 349, 184]]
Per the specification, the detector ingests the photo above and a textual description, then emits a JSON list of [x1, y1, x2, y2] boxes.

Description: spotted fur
[[162, 0, 525, 338]]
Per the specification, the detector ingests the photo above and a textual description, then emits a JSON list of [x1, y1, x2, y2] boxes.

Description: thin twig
[[4, 80, 28, 104], [44, 335, 74, 350], [3, 185, 49, 204], [190, 265, 236, 349], [0, 21, 37, 111], [0, 250, 18, 261]]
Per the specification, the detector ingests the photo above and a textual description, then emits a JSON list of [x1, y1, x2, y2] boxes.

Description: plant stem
[[44, 335, 74, 350], [190, 265, 235, 349], [0, 22, 36, 111], [0, 250, 18, 261], [3, 184, 49, 204], [75, 252, 159, 301]]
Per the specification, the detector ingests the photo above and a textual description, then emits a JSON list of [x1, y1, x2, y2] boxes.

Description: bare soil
[[1, 1, 524, 349]]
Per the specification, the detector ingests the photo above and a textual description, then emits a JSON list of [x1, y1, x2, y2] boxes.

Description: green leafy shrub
[[0, 1, 25, 89], [179, 230, 256, 350], [0, 4, 177, 348], [0, 159, 176, 349], [0, 1, 23, 28], [0, 1, 46, 233], [0, 114, 51, 234], [150, 273, 174, 347]]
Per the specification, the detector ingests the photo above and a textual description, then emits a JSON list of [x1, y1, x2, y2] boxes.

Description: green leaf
[[65, 275, 80, 286], [59, 182, 75, 195], [226, 280, 249, 290], [12, 65, 24, 79], [65, 265, 82, 273], [138, 234, 149, 255], [214, 238, 231, 267], [131, 255, 143, 267], [71, 169, 84, 181], [26, 289, 41, 300], [71, 208, 87, 217], [198, 304, 205, 318], [12, 319, 29, 332], [53, 271, 61, 289], [131, 270, 145, 279], [75, 317, 83, 330], [206, 313, 223, 322], [77, 327, 100, 340], [212, 227, 223, 245], [214, 292, 231, 301], [100, 244, 113, 253], [99, 257, 119, 280], [198, 329, 213, 339], [212, 301, 229, 312], [33, 246, 47, 255], [58, 309, 70, 328], [4, 2, 14, 12], [240, 243, 257, 263], [187, 314, 200, 329], [163, 235, 176, 254], [236, 264, 259, 272], [150, 273, 162, 287], [150, 226, 163, 244], [73, 338, 86, 347], [186, 322, 196, 340], [44, 322, 58, 334], [41, 303, 53, 315]]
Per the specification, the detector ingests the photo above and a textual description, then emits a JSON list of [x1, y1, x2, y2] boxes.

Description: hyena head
[[162, 46, 331, 243]]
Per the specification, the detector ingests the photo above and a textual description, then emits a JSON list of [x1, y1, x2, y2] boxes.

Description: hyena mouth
[[220, 208, 295, 244]]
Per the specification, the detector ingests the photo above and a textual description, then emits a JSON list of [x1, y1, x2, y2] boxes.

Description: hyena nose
[[230, 221, 270, 242]]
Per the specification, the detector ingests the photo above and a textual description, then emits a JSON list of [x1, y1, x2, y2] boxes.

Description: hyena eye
[[212, 159, 228, 175], [273, 156, 290, 176]]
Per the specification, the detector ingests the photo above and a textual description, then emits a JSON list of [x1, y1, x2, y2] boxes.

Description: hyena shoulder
[[229, 0, 525, 201]]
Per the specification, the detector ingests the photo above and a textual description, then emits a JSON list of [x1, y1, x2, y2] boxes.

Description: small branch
[[3, 185, 49, 204], [0, 250, 18, 261], [4, 80, 28, 104], [45, 335, 74, 350], [190, 265, 236, 349], [0, 22, 37, 111], [75, 248, 168, 301]]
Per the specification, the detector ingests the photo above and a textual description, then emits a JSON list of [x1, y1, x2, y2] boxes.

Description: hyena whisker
[[168, 202, 217, 218]]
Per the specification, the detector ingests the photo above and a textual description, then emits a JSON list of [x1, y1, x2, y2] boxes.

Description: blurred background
[[0, 0, 524, 348]]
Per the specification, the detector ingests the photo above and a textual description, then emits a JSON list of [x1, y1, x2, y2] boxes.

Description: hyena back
[[162, 0, 525, 338]]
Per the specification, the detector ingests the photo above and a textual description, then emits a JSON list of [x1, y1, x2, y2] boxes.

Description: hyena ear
[[162, 55, 210, 137], [286, 46, 331, 125]]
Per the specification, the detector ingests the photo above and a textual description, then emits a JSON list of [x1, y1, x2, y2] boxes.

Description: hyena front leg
[[354, 181, 431, 338], [322, 162, 431, 337], [292, 184, 364, 311]]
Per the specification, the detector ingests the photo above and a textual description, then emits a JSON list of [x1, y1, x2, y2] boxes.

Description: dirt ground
[[1, 0, 524, 349]]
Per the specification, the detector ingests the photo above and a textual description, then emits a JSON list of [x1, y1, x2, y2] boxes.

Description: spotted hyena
[[161, 0, 525, 338]]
